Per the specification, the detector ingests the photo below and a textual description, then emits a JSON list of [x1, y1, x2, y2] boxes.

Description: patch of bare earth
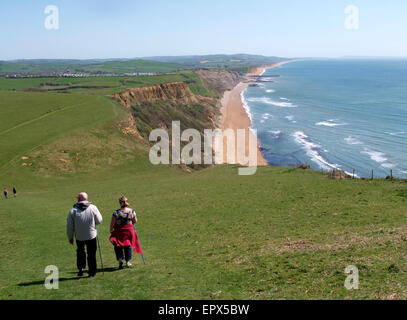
[[116, 114, 145, 141], [259, 227, 407, 255]]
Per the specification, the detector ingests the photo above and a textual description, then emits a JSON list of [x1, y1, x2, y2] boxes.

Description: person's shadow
[[17, 268, 119, 287]]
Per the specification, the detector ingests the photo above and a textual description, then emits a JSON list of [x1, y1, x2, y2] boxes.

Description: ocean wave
[[361, 149, 387, 163], [261, 77, 277, 82], [280, 97, 289, 101], [269, 130, 282, 139], [266, 89, 275, 93], [344, 136, 363, 145], [381, 163, 397, 169], [361, 148, 397, 170], [316, 119, 347, 127], [292, 131, 340, 171], [385, 131, 407, 136], [291, 131, 356, 176], [285, 115, 297, 123], [247, 97, 297, 108], [240, 89, 253, 122]]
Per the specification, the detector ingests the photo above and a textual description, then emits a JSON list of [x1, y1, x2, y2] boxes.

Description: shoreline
[[246, 60, 293, 78], [217, 60, 293, 166]]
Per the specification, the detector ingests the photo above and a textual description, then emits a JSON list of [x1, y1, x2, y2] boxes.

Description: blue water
[[244, 59, 407, 178]]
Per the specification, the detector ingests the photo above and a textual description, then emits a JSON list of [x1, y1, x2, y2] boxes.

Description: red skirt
[[109, 224, 143, 254]]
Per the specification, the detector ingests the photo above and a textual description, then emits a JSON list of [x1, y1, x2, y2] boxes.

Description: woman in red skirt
[[109, 196, 143, 269]]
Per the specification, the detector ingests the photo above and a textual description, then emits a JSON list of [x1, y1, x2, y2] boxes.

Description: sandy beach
[[247, 60, 292, 77], [217, 61, 292, 166]]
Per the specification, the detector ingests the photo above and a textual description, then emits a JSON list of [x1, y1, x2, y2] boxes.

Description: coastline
[[217, 61, 293, 166], [246, 60, 293, 78]]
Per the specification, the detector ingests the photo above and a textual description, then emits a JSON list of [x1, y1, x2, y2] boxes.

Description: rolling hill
[[0, 68, 406, 300], [0, 54, 290, 76], [0, 59, 189, 75]]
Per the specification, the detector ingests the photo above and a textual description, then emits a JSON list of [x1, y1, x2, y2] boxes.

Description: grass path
[[0, 102, 87, 137], [0, 93, 117, 175]]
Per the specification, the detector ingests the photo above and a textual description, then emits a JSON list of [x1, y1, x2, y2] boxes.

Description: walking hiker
[[109, 196, 143, 269], [67, 192, 103, 278], [13, 186, 17, 197], [3, 188, 8, 199]]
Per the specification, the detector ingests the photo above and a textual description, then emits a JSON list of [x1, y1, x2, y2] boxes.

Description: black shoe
[[88, 274, 96, 278], [78, 269, 84, 277], [118, 262, 124, 270]]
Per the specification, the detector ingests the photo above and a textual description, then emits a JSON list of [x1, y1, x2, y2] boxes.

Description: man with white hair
[[67, 192, 103, 278]]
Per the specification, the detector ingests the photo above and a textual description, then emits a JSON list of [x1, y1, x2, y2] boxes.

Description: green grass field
[[0, 55, 287, 76], [0, 78, 407, 300], [0, 59, 189, 75], [0, 71, 217, 97]]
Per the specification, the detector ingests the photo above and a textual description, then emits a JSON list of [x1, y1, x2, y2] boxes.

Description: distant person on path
[[109, 196, 143, 269], [4, 188, 8, 199], [13, 186, 17, 197], [67, 192, 103, 278]]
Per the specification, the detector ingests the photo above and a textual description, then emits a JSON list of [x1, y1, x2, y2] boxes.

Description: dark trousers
[[114, 246, 132, 262], [76, 238, 97, 276]]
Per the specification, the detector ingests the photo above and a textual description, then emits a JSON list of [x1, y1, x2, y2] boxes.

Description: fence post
[[391, 169, 393, 180], [371, 169, 374, 180], [352, 169, 355, 179]]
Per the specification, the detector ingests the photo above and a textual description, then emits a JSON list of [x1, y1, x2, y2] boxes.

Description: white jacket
[[66, 201, 103, 241]]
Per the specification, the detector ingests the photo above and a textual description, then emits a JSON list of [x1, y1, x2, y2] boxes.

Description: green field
[[143, 54, 289, 73], [0, 55, 288, 76], [0, 71, 217, 97], [0, 77, 407, 300], [0, 59, 189, 75]]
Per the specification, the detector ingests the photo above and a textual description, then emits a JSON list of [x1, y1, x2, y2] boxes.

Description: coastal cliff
[[109, 82, 199, 108], [109, 81, 219, 146], [108, 69, 254, 168], [195, 69, 242, 95], [109, 70, 243, 138]]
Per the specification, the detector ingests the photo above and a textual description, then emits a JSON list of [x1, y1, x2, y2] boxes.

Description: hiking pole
[[134, 225, 146, 264], [96, 235, 104, 274], [96, 226, 104, 275]]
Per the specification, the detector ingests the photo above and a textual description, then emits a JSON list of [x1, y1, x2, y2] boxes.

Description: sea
[[243, 59, 407, 178]]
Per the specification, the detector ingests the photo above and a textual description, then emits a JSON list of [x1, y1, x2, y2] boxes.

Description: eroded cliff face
[[109, 82, 199, 108], [195, 69, 242, 95], [108, 70, 244, 169], [109, 81, 219, 142]]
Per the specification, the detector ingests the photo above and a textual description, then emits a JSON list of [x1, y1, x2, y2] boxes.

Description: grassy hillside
[[144, 54, 289, 73], [0, 71, 216, 97], [0, 76, 407, 300], [1, 157, 407, 299], [0, 91, 118, 172], [82, 60, 189, 74], [0, 55, 290, 76], [0, 59, 189, 75]]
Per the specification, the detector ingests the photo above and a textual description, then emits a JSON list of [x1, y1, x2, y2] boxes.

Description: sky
[[1, 0, 407, 60]]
